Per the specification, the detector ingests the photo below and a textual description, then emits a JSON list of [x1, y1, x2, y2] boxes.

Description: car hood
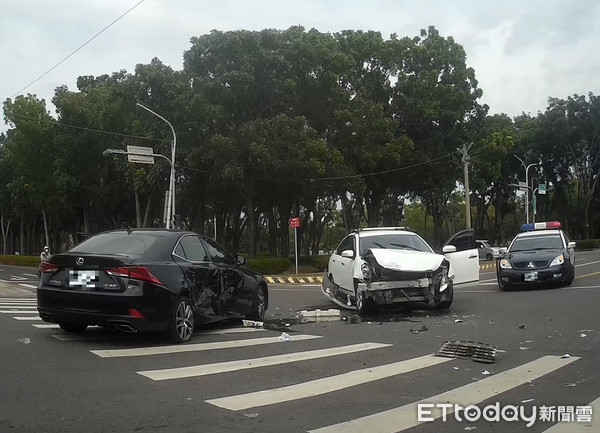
[[506, 249, 563, 262], [362, 248, 445, 272]]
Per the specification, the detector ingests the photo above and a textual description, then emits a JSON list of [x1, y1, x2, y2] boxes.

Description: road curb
[[267, 263, 496, 284]]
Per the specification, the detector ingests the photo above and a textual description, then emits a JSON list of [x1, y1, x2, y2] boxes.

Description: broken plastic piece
[[410, 325, 428, 333], [580, 333, 587, 337], [436, 340, 497, 363], [561, 354, 571, 359], [518, 324, 526, 329], [564, 383, 576, 387], [278, 332, 291, 342], [482, 370, 491, 375], [454, 319, 464, 323], [242, 319, 264, 328], [17, 337, 31, 344], [464, 427, 477, 431], [243, 413, 259, 418], [521, 398, 534, 403]]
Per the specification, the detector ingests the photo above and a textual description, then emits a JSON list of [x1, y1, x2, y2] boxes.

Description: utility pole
[[458, 144, 472, 229]]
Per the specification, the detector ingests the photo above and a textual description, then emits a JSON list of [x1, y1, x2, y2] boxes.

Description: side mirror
[[236, 255, 247, 266], [341, 249, 355, 258], [567, 241, 576, 248], [442, 245, 457, 254]]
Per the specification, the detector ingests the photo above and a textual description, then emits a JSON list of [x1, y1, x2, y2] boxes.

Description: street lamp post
[[514, 155, 538, 224], [136, 103, 177, 229], [102, 148, 173, 227]]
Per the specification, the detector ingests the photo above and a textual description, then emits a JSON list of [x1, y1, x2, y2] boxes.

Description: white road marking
[[309, 355, 580, 433], [202, 327, 266, 335], [207, 354, 454, 411], [18, 283, 38, 289], [0, 310, 38, 314], [138, 342, 392, 381], [32, 324, 60, 329], [23, 273, 38, 277], [91, 334, 322, 358], [541, 396, 599, 432], [10, 276, 27, 281], [13, 316, 42, 321]]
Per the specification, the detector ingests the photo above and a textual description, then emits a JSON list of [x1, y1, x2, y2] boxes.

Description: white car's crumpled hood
[[363, 248, 445, 272]]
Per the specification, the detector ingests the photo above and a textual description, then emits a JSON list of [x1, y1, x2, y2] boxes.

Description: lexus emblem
[[527, 262, 535, 268], [76, 257, 84, 266]]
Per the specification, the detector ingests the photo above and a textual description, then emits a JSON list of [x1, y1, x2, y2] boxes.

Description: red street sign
[[289, 217, 300, 228]]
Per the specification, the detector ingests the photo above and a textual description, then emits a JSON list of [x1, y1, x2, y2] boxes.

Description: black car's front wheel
[[168, 297, 195, 343], [246, 285, 267, 321], [434, 282, 453, 309]]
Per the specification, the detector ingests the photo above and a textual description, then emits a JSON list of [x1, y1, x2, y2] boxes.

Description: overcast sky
[[1, 0, 598, 135]]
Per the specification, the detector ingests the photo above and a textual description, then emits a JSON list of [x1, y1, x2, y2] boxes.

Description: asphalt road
[[1, 253, 599, 433]]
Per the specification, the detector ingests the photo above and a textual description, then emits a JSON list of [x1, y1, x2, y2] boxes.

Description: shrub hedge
[[0, 255, 40, 267], [246, 257, 292, 274], [574, 239, 600, 250]]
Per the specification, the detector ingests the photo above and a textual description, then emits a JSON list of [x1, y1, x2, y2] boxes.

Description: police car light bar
[[520, 221, 562, 231]]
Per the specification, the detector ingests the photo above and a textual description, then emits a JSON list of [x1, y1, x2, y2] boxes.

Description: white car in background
[[476, 239, 507, 261], [321, 227, 479, 313]]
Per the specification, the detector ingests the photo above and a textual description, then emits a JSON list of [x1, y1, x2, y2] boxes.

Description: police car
[[497, 221, 576, 291]]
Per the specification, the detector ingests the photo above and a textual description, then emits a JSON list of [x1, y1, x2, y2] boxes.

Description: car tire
[[246, 285, 267, 321], [498, 280, 512, 291], [562, 268, 575, 286], [434, 282, 453, 309], [168, 297, 195, 344], [58, 322, 88, 333]]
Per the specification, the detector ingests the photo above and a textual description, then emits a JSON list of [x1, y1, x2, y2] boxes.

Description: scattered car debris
[[410, 325, 428, 333], [519, 347, 530, 351], [17, 337, 30, 344], [464, 426, 477, 430], [278, 332, 291, 342], [518, 324, 526, 329], [564, 383, 576, 387], [242, 319, 264, 328], [580, 333, 587, 338], [453, 367, 459, 370], [482, 370, 491, 375], [561, 354, 571, 359], [243, 413, 259, 418], [521, 398, 535, 403], [435, 340, 497, 363], [454, 319, 464, 323], [489, 320, 495, 324], [300, 309, 341, 318]]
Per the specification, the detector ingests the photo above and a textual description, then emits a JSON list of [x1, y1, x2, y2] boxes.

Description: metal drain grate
[[436, 340, 497, 363]]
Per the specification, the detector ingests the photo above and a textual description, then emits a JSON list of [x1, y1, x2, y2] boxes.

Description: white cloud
[[1, 0, 598, 133]]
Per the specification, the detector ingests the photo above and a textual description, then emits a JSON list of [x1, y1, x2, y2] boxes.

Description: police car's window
[[510, 234, 564, 251]]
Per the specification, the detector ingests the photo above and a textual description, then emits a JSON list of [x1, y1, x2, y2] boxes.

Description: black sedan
[[496, 222, 576, 291], [37, 229, 268, 343]]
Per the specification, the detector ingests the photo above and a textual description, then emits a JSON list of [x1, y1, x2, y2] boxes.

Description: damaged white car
[[322, 227, 479, 313]]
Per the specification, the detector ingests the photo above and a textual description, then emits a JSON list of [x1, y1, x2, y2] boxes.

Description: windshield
[[509, 234, 564, 252], [359, 233, 433, 256], [70, 232, 160, 256]]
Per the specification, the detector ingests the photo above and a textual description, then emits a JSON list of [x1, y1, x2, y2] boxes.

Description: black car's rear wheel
[[58, 322, 88, 333], [246, 285, 267, 321], [168, 297, 195, 343]]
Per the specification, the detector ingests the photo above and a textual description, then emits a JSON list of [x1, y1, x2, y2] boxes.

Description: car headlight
[[550, 254, 565, 266], [499, 258, 512, 269]]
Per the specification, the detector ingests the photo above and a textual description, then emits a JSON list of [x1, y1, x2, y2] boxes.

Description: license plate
[[68, 270, 99, 288], [524, 271, 538, 282]]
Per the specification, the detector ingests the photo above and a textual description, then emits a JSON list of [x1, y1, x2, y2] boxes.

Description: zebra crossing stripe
[[32, 324, 60, 329], [13, 316, 42, 321], [0, 305, 37, 309], [309, 355, 580, 433], [541, 396, 599, 432], [207, 354, 454, 411], [138, 342, 391, 381], [0, 310, 38, 314], [91, 334, 322, 358]]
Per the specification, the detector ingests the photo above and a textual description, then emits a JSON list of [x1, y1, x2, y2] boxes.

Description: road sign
[[127, 145, 155, 164], [538, 183, 546, 195], [289, 217, 300, 228]]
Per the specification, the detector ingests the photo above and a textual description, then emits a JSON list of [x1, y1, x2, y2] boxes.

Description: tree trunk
[[20, 217, 25, 255], [0, 215, 10, 255], [41, 204, 50, 250], [134, 188, 142, 228], [267, 207, 278, 257], [142, 195, 153, 228], [83, 206, 90, 234]]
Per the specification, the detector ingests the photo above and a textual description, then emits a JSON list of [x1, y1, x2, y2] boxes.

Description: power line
[[10, 0, 146, 98], [9, 113, 168, 142], [175, 152, 455, 181]]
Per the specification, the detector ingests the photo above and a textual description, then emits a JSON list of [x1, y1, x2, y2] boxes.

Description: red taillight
[[105, 266, 162, 285], [128, 309, 145, 318], [41, 262, 59, 273]]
